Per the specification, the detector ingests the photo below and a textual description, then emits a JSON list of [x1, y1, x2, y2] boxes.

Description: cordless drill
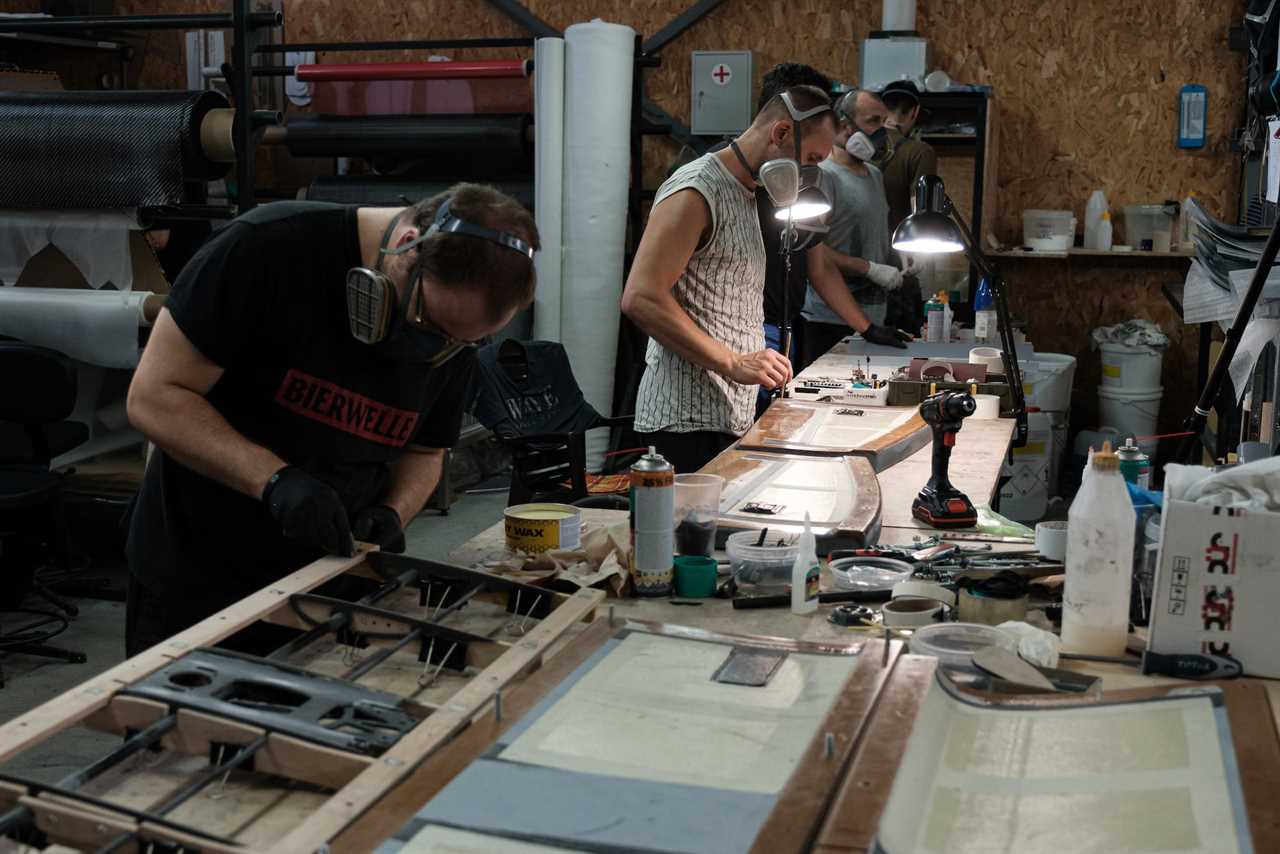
[[912, 391, 978, 528]]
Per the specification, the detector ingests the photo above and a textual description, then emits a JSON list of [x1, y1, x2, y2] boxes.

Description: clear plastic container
[[726, 530, 799, 593], [1123, 204, 1175, 252], [673, 473, 723, 557], [1022, 209, 1075, 251], [909, 622, 1018, 670], [827, 555, 913, 591]]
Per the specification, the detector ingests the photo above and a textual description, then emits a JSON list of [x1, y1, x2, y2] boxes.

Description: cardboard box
[[1146, 499, 1280, 678]]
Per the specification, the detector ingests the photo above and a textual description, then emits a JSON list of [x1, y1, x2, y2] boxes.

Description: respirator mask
[[732, 88, 832, 208], [344, 199, 535, 366], [845, 126, 888, 162]]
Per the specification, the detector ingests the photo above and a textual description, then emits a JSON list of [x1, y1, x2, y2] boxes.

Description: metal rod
[[58, 714, 177, 790], [295, 59, 528, 82], [231, 0, 256, 213], [256, 37, 533, 54], [151, 735, 267, 814], [342, 628, 421, 681], [1180, 211, 1280, 462], [0, 12, 279, 33], [266, 568, 419, 660], [642, 0, 727, 55]]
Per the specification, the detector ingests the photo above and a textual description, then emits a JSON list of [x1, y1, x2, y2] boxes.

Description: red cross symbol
[[712, 64, 732, 85]]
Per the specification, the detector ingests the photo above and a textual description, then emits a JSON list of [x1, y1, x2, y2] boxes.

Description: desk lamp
[[892, 175, 1028, 447]]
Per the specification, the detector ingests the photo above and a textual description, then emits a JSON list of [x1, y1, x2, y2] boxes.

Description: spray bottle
[[791, 513, 820, 615]]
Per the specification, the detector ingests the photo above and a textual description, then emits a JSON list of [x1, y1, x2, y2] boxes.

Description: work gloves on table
[[862, 323, 913, 349], [263, 466, 407, 556]]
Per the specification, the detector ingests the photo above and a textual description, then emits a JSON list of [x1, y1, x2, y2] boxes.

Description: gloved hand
[[865, 261, 905, 290], [262, 466, 356, 557], [863, 323, 913, 349], [351, 504, 406, 553]]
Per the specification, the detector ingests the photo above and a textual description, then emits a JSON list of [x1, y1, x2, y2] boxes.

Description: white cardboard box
[[1147, 499, 1280, 678]]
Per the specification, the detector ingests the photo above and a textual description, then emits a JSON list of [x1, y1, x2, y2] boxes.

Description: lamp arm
[[944, 197, 1029, 448]]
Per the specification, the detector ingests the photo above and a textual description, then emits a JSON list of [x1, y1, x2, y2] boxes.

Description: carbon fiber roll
[[306, 177, 534, 210], [0, 90, 232, 209], [283, 114, 532, 178]]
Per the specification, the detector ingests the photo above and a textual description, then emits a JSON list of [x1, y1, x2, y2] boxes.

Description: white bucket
[[1099, 342, 1162, 391], [1098, 386, 1162, 457], [999, 411, 1052, 523], [1019, 353, 1077, 412]]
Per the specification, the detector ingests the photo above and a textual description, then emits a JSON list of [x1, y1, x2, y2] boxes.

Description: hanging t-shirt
[[126, 202, 474, 604]]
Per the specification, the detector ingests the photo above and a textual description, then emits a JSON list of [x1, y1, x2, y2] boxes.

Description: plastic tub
[[1099, 342, 1162, 391], [909, 622, 1018, 670], [725, 530, 799, 593], [674, 473, 723, 557], [999, 410, 1052, 522], [1123, 204, 1175, 252], [1022, 210, 1075, 251], [1019, 353, 1077, 411], [1098, 386, 1162, 458]]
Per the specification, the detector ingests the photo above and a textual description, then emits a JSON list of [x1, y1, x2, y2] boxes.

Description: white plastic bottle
[[1083, 190, 1109, 249], [791, 512, 819, 615], [1096, 210, 1113, 251], [1179, 195, 1196, 251], [1061, 443, 1135, 656]]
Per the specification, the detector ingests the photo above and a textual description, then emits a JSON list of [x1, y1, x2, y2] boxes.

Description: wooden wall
[[49, 0, 1246, 446]]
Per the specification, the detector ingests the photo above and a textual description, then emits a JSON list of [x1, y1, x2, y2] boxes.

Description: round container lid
[[909, 622, 1017, 669], [828, 556, 913, 591]]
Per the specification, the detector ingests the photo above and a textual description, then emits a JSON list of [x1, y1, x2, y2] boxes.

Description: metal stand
[[1178, 213, 1280, 462]]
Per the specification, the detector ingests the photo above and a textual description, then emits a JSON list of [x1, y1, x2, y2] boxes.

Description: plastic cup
[[673, 473, 723, 557], [674, 555, 718, 598]]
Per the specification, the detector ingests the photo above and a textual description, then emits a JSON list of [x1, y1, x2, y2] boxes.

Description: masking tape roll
[[957, 588, 1028, 626], [1035, 520, 1068, 561], [968, 347, 1004, 373], [891, 580, 957, 608], [971, 394, 1000, 420], [880, 595, 945, 628], [918, 359, 953, 382]]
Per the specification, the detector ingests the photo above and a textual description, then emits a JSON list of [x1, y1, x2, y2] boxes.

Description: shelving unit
[[993, 248, 1196, 260]]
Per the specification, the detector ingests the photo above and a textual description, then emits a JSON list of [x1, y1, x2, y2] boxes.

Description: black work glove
[[351, 504, 406, 553], [863, 323, 913, 349], [262, 466, 356, 557]]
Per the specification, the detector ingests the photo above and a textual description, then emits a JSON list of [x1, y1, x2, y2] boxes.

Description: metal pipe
[[57, 714, 177, 790], [256, 36, 533, 54], [294, 59, 529, 82], [266, 567, 420, 661], [0, 12, 279, 33]]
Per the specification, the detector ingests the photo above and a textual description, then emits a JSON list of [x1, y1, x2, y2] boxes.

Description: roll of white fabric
[[531, 37, 565, 343], [561, 19, 635, 468], [0, 287, 152, 368]]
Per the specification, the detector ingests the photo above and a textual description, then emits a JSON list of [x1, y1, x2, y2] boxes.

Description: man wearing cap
[[877, 81, 938, 333]]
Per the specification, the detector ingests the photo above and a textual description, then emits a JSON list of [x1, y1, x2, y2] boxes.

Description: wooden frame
[[0, 548, 603, 853], [738, 400, 931, 471]]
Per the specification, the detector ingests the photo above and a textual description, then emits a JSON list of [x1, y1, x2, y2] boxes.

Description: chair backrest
[[468, 339, 604, 439], [0, 342, 77, 425]]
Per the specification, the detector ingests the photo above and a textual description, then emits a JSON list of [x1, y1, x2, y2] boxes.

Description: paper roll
[[532, 37, 565, 343], [0, 287, 152, 368], [971, 394, 1000, 419], [1035, 520, 1068, 561], [561, 20, 635, 468], [968, 346, 1003, 374]]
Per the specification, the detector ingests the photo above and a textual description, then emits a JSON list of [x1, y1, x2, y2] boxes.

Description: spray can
[[1116, 438, 1151, 490], [925, 293, 945, 342], [630, 447, 674, 596]]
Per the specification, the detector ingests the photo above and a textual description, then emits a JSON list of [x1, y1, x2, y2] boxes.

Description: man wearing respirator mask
[[123, 184, 537, 656], [799, 89, 912, 369], [622, 85, 836, 474]]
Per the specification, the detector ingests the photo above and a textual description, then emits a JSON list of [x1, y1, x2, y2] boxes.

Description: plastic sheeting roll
[[306, 177, 533, 210], [0, 287, 154, 368], [532, 37, 565, 343], [283, 114, 532, 177], [561, 20, 635, 468], [0, 90, 231, 209]]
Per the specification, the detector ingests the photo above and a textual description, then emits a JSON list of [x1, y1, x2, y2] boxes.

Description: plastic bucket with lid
[[1019, 353, 1076, 412], [1099, 342, 1162, 391], [1123, 204, 1176, 252], [1022, 209, 1075, 251], [1098, 386, 1162, 457]]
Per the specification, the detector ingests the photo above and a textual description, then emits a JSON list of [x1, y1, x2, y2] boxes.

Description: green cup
[[673, 555, 717, 598]]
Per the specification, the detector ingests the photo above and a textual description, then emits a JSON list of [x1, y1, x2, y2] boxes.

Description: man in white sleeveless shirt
[[621, 86, 836, 473]]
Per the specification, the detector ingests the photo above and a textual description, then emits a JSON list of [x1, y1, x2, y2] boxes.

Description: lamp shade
[[773, 184, 832, 222], [892, 211, 964, 253]]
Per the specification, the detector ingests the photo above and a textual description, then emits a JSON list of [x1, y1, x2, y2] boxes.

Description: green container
[[673, 555, 717, 598]]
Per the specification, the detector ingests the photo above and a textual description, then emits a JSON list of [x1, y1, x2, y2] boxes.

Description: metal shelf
[[0, 30, 123, 51], [993, 248, 1195, 260]]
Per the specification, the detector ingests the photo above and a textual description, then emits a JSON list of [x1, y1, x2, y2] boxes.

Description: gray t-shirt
[[801, 159, 891, 326], [634, 152, 766, 436]]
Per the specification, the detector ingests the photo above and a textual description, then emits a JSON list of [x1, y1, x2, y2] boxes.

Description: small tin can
[[504, 503, 582, 554], [630, 447, 674, 596], [1116, 439, 1151, 490]]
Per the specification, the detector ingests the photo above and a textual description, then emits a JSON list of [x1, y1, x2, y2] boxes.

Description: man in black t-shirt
[[124, 184, 538, 656]]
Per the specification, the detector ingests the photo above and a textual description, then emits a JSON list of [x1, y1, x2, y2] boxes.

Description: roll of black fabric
[[306, 177, 534, 210], [284, 114, 533, 179], [0, 90, 231, 209]]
